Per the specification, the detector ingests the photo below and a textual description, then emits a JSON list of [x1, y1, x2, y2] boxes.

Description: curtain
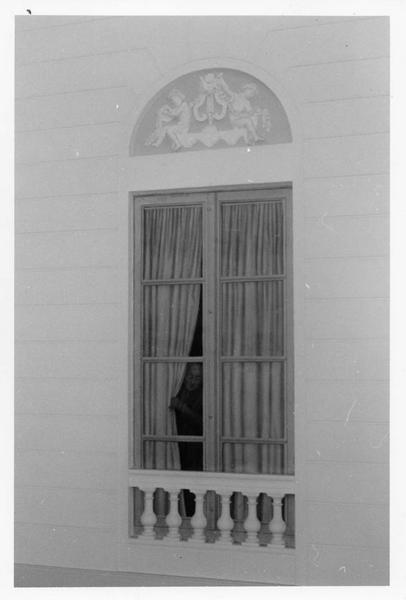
[[142, 206, 202, 470], [221, 201, 285, 474], [220, 201, 293, 535], [221, 201, 283, 277]]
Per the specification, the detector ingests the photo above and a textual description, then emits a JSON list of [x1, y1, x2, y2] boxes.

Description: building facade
[[15, 15, 389, 585]]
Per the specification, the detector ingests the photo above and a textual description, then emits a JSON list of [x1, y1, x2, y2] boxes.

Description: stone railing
[[129, 469, 295, 548]]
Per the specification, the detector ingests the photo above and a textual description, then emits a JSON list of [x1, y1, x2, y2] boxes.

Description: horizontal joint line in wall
[[15, 120, 121, 134], [306, 459, 388, 465], [288, 54, 389, 70], [18, 16, 111, 33], [304, 213, 389, 220], [15, 375, 119, 381], [305, 377, 388, 382], [14, 520, 114, 531], [304, 541, 388, 550], [304, 130, 389, 142], [15, 412, 118, 418], [16, 191, 118, 201], [306, 337, 388, 342], [16, 154, 120, 167], [302, 93, 389, 105], [305, 296, 388, 301], [304, 498, 389, 507], [306, 419, 389, 425], [304, 254, 388, 261], [15, 483, 117, 493], [15, 338, 121, 343], [16, 265, 119, 272], [304, 171, 389, 181], [16, 227, 119, 235], [16, 46, 150, 67], [15, 302, 120, 307], [15, 448, 117, 456], [15, 84, 129, 101], [259, 16, 385, 36]]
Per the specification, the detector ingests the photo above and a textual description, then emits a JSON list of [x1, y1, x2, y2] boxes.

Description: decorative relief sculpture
[[145, 72, 271, 151]]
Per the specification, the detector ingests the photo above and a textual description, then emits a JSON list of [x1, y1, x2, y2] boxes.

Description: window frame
[[131, 185, 294, 475]]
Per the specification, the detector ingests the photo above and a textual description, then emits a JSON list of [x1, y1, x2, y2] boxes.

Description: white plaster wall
[[15, 15, 389, 584]]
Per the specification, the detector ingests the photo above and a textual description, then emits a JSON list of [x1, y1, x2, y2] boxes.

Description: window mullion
[[204, 193, 217, 471], [284, 191, 294, 475], [132, 198, 143, 468]]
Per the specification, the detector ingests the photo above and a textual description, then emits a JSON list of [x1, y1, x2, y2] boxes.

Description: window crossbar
[[142, 278, 204, 285], [143, 435, 203, 442], [220, 275, 285, 282], [220, 356, 286, 362], [221, 437, 287, 445], [142, 356, 204, 362]]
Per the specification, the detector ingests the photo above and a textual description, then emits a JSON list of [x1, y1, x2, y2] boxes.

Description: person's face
[[184, 365, 202, 391]]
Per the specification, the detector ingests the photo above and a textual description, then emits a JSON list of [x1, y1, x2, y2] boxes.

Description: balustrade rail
[[129, 470, 295, 548]]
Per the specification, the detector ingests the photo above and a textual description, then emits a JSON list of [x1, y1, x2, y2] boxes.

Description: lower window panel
[[222, 442, 285, 474], [143, 440, 203, 471]]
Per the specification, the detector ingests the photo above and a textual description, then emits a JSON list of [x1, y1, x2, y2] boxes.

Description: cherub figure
[[226, 83, 265, 143], [146, 88, 192, 150]]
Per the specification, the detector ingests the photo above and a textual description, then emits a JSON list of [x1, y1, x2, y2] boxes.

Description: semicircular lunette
[[130, 68, 292, 156]]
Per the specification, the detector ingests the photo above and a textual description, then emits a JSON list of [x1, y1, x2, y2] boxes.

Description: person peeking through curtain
[[169, 363, 203, 471], [169, 363, 203, 519]]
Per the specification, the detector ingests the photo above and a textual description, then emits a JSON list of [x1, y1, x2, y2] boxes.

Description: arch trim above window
[[128, 63, 295, 157]]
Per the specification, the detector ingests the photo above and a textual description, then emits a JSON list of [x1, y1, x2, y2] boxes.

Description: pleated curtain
[[220, 200, 293, 537], [143, 205, 202, 470], [140, 198, 293, 537], [221, 201, 285, 474]]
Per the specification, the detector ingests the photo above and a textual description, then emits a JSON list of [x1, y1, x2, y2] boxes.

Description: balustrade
[[139, 488, 157, 539], [166, 489, 182, 540], [130, 470, 295, 549]]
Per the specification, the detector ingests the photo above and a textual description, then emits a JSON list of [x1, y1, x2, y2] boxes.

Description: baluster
[[190, 491, 206, 542], [140, 489, 157, 539], [245, 493, 261, 545], [269, 494, 286, 547], [166, 489, 182, 540], [217, 492, 233, 545]]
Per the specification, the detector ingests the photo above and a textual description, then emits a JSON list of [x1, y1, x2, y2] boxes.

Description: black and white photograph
[[9, 2, 396, 591]]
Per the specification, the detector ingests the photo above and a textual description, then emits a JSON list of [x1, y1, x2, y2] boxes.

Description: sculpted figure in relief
[[145, 73, 272, 151], [146, 88, 195, 150], [226, 83, 268, 144]]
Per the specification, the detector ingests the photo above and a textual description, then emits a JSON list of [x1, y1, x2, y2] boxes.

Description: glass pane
[[143, 362, 203, 436], [144, 441, 203, 471], [221, 281, 284, 356], [221, 361, 284, 439], [143, 284, 202, 356], [222, 442, 285, 474], [143, 205, 202, 280], [221, 201, 284, 276]]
